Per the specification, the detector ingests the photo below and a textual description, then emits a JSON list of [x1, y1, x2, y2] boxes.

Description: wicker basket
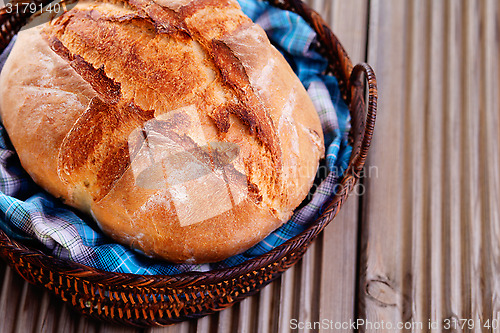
[[0, 0, 377, 327]]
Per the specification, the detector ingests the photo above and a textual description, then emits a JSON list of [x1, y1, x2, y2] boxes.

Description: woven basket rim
[[0, 0, 378, 325]]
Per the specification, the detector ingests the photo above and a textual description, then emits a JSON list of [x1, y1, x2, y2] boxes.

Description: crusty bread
[[0, 0, 324, 263]]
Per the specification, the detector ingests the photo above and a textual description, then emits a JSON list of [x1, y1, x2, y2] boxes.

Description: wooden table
[[1, 0, 499, 332]]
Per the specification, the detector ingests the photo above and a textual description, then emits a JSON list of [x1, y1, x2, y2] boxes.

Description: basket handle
[[349, 62, 378, 174]]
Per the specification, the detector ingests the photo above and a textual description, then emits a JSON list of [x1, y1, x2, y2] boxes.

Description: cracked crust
[[0, 0, 324, 263]]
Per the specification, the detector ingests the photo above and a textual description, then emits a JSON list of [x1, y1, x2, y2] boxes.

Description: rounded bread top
[[0, 0, 325, 263]]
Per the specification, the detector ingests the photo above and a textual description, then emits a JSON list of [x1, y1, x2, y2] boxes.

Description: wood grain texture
[[359, 0, 407, 328], [360, 0, 500, 332], [317, 1, 367, 332]]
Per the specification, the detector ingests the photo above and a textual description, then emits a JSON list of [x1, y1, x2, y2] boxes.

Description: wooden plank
[[404, 0, 428, 328], [75, 313, 100, 333], [196, 313, 215, 333], [329, 0, 368, 64], [462, 0, 482, 327], [0, 266, 27, 333], [443, 0, 465, 324], [148, 320, 192, 333], [216, 305, 235, 333], [472, 0, 500, 328], [0, 265, 14, 333], [427, 0, 446, 328], [317, 0, 368, 332], [359, 0, 408, 330], [319, 197, 360, 332], [297, 241, 317, 333], [55, 301, 78, 333], [14, 281, 39, 333], [236, 294, 256, 333], [278, 265, 296, 333], [36, 291, 54, 332], [483, 0, 500, 320], [310, 0, 329, 23], [256, 279, 275, 333]]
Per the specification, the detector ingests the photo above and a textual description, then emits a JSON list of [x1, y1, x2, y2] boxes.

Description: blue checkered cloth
[[0, 0, 351, 274]]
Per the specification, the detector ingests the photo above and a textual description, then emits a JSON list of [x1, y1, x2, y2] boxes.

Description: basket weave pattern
[[0, 0, 377, 327]]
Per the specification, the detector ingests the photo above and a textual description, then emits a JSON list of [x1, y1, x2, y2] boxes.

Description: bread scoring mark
[[210, 105, 231, 133], [210, 40, 281, 164], [153, 0, 193, 11], [129, 110, 250, 228], [182, 3, 251, 42], [128, 0, 190, 35], [48, 37, 122, 104], [246, 180, 262, 204], [178, 0, 237, 18], [75, 0, 190, 37], [58, 97, 154, 201], [301, 124, 324, 157], [88, 9, 148, 23], [97, 140, 130, 200], [47, 5, 211, 114], [59, 97, 106, 174], [79, 0, 147, 22], [210, 40, 250, 94]]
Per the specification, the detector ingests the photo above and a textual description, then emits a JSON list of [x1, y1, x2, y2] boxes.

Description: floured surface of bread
[[0, 0, 324, 263]]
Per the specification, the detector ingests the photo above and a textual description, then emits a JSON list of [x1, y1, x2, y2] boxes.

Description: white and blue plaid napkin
[[0, 0, 351, 274]]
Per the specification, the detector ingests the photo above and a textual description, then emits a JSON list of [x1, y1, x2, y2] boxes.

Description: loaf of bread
[[0, 0, 324, 263]]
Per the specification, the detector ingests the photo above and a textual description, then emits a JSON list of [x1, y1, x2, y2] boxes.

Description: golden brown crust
[[48, 37, 122, 104], [210, 39, 281, 164], [0, 0, 325, 263], [58, 97, 154, 201], [91, 155, 281, 263], [0, 26, 97, 208]]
